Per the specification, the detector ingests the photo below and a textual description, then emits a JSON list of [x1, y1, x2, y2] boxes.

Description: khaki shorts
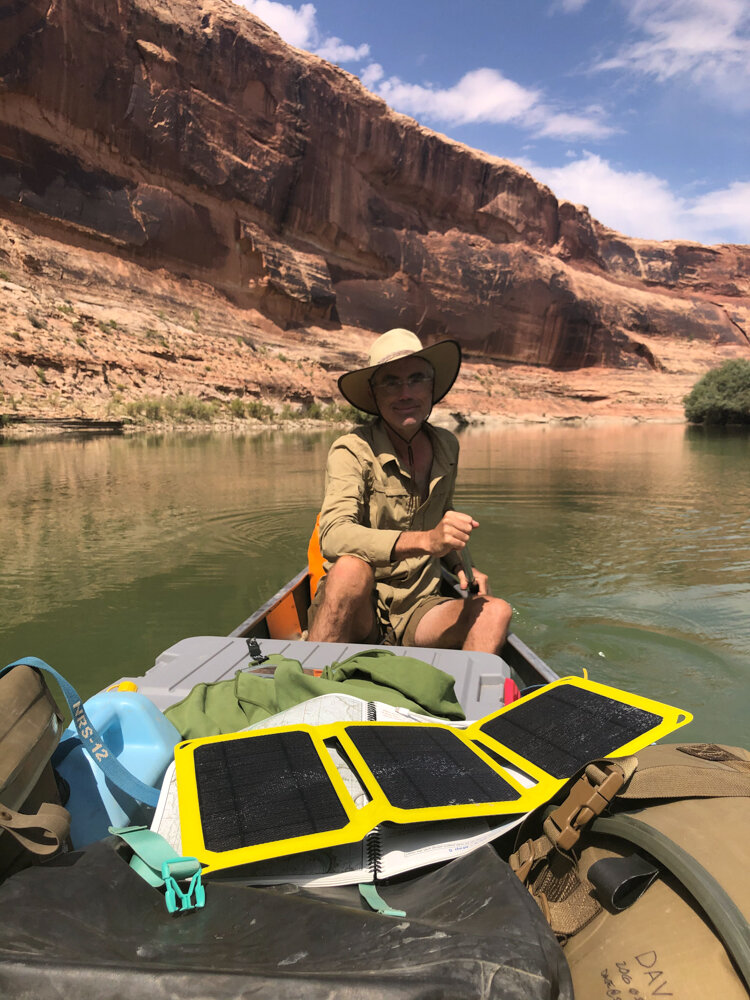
[[307, 576, 452, 648]]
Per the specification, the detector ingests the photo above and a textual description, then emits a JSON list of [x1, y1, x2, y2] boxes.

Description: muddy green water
[[1, 424, 748, 743]]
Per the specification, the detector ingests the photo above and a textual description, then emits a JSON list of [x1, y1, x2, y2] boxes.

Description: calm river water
[[1, 423, 748, 743]]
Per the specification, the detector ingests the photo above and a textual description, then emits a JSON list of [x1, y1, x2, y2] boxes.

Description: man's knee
[[309, 556, 376, 643], [325, 556, 375, 602], [486, 596, 512, 628], [468, 595, 512, 640]]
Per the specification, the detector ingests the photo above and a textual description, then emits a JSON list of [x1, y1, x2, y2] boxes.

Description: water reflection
[[1, 424, 748, 743]]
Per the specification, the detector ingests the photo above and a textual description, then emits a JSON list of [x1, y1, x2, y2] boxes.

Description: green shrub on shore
[[684, 360, 750, 425], [245, 400, 275, 421], [124, 395, 219, 423]]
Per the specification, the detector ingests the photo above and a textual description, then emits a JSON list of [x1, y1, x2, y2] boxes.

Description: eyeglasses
[[371, 373, 434, 395]]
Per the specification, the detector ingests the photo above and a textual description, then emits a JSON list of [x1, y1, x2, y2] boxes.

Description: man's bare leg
[[412, 596, 512, 654], [307, 556, 377, 642]]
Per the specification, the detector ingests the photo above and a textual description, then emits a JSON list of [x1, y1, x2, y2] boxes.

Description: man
[[307, 328, 512, 653]]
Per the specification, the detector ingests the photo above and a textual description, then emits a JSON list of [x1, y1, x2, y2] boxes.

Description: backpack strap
[[617, 746, 750, 799], [0, 801, 70, 856]]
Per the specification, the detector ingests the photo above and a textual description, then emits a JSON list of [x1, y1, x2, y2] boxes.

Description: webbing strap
[[358, 883, 406, 918], [1, 658, 160, 808], [109, 825, 196, 886], [110, 825, 205, 914], [0, 801, 70, 856], [591, 813, 750, 993], [509, 758, 638, 937], [511, 748, 750, 941], [618, 759, 750, 800]]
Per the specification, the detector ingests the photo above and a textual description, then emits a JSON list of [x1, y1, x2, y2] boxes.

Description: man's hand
[[426, 511, 478, 557], [392, 511, 480, 562], [456, 567, 491, 596]]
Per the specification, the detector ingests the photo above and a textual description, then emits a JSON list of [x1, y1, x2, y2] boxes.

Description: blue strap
[[110, 825, 205, 913], [1, 657, 160, 807]]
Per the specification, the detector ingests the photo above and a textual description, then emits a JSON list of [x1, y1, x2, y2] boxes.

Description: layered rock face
[[1, 0, 748, 374]]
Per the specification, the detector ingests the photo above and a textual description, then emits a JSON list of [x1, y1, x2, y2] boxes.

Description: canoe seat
[[307, 513, 326, 600]]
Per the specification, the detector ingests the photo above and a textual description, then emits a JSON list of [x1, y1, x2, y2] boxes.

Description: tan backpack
[[0, 665, 71, 880], [509, 743, 750, 1000]]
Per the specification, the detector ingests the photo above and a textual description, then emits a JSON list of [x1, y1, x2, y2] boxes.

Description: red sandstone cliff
[[0, 0, 748, 424]]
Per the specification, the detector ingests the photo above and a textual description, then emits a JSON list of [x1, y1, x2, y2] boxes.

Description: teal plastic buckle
[[161, 857, 205, 914]]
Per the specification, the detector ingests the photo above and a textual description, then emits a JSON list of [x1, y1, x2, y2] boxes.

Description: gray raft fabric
[[0, 839, 574, 1000]]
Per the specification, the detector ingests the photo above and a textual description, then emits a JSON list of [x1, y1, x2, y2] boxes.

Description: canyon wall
[[1, 0, 748, 378]]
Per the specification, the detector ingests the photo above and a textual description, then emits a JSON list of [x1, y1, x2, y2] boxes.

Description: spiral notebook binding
[[365, 827, 382, 879]]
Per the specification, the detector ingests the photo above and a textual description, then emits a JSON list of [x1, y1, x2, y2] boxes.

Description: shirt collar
[[371, 419, 455, 479]]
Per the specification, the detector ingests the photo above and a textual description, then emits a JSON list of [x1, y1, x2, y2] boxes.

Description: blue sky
[[239, 0, 750, 245]]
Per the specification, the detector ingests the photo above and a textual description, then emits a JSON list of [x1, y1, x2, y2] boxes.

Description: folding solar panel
[[174, 676, 692, 873]]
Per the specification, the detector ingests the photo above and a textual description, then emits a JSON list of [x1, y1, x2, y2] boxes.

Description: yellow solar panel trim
[[471, 675, 693, 742], [174, 725, 367, 873], [173, 676, 693, 874]]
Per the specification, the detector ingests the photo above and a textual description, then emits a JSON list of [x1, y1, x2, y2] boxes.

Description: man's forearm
[[391, 530, 434, 560], [391, 511, 478, 562]]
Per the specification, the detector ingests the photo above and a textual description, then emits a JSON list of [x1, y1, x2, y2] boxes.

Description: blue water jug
[[55, 686, 181, 849]]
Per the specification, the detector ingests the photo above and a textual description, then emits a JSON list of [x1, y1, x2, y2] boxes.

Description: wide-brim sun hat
[[338, 329, 462, 415]]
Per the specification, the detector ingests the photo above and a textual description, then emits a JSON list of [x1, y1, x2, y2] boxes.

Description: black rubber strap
[[588, 853, 658, 912], [591, 812, 750, 991]]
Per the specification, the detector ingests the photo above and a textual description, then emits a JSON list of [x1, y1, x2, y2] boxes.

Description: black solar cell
[[478, 687, 661, 778], [194, 731, 350, 851], [345, 725, 521, 808]]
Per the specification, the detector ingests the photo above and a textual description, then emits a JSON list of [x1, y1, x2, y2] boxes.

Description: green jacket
[[165, 648, 465, 739]]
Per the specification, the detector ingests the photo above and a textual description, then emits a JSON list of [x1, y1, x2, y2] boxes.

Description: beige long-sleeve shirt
[[318, 420, 460, 637]]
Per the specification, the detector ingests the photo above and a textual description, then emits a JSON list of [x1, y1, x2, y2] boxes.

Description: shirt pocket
[[370, 482, 414, 530]]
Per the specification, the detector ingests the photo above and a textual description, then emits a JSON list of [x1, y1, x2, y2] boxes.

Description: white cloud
[[558, 0, 590, 10], [522, 151, 750, 243], [361, 63, 385, 90], [687, 180, 750, 239], [314, 37, 370, 62], [595, 0, 750, 108], [240, 0, 369, 63], [241, 0, 317, 48], [363, 67, 616, 141], [374, 68, 540, 126], [530, 108, 615, 140]]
